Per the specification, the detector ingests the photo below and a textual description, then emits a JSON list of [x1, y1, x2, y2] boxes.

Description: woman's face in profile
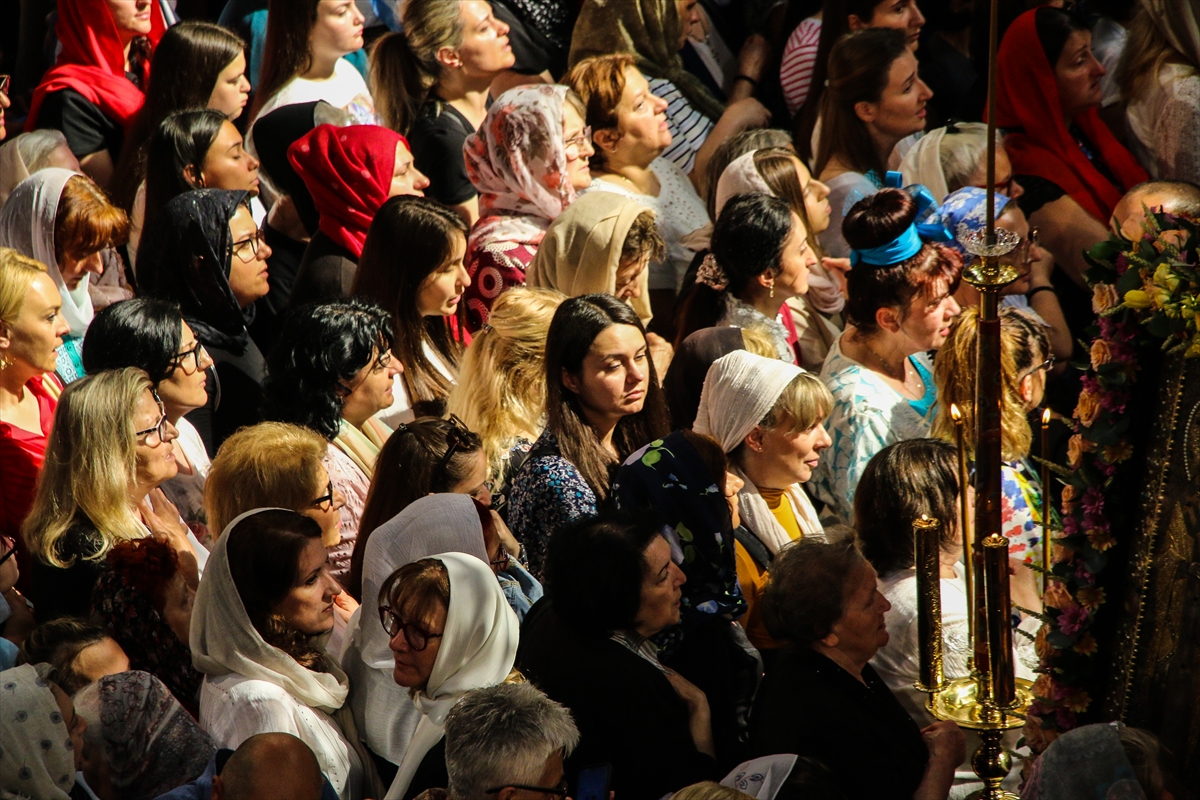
[[273, 536, 341, 637], [389, 598, 446, 690]]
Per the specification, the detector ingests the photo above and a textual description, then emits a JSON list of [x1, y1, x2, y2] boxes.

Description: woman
[[460, 85, 593, 330], [73, 670, 215, 800], [809, 187, 962, 523], [351, 196, 468, 424], [662, 326, 777, 430], [995, 6, 1147, 287], [0, 169, 131, 382], [749, 539, 965, 799], [517, 516, 718, 798], [693, 350, 834, 652], [1024, 723, 1176, 800], [568, 0, 771, 180], [26, 0, 168, 188], [528, 192, 662, 326], [0, 129, 81, 205], [508, 294, 671, 578], [899, 122, 1026, 204], [566, 54, 710, 328], [375, 553, 519, 799], [675, 194, 817, 365], [22, 368, 205, 620], [287, 125, 429, 307], [0, 250, 69, 589], [394, 0, 516, 223], [1119, 0, 1200, 184], [19, 618, 131, 695], [82, 298, 216, 534], [446, 287, 564, 517], [138, 189, 273, 450], [191, 508, 374, 800], [91, 538, 202, 716], [262, 300, 400, 580], [342, 497, 521, 784], [0, 663, 89, 800], [135, 110, 262, 272], [814, 28, 933, 258]]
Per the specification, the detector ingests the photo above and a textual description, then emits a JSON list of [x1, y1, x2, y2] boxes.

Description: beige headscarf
[[528, 191, 654, 324], [0, 138, 31, 206], [899, 127, 950, 203]]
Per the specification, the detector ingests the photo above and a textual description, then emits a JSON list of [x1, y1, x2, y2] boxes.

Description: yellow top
[[758, 487, 803, 544]]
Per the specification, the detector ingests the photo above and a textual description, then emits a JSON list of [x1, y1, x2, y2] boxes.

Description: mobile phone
[[575, 764, 612, 800]]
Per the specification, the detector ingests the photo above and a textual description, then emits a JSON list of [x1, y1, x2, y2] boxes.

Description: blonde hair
[[739, 325, 780, 360], [672, 783, 755, 800], [446, 287, 564, 476], [23, 368, 153, 567], [932, 306, 1050, 461], [403, 0, 467, 85], [0, 248, 48, 326], [204, 422, 328, 535], [760, 372, 835, 435]]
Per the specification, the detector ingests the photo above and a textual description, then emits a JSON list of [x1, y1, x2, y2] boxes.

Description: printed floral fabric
[[0, 663, 75, 800], [1000, 458, 1056, 566], [939, 187, 1013, 256], [462, 239, 540, 331]]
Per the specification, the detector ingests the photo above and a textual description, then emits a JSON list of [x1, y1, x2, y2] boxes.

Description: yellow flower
[[1073, 633, 1098, 655], [1153, 262, 1181, 292], [1075, 390, 1101, 427], [1090, 339, 1112, 369], [1092, 283, 1119, 313], [1053, 541, 1075, 565], [1062, 483, 1077, 514], [1087, 526, 1117, 551], [1066, 690, 1092, 713], [1103, 441, 1134, 463], [1032, 673, 1053, 700], [1034, 623, 1052, 660], [1077, 586, 1106, 610], [1123, 289, 1153, 310]]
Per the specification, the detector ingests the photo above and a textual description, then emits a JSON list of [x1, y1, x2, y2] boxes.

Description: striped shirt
[[780, 17, 822, 117], [647, 75, 715, 175]]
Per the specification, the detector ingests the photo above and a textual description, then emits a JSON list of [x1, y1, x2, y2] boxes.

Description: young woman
[[262, 300, 401, 581], [393, 0, 516, 224], [82, 299, 217, 535], [446, 287, 564, 517], [351, 196, 468, 424], [674, 193, 818, 364], [27, 0, 168, 188], [460, 85, 592, 330], [191, 508, 372, 800], [507, 293, 670, 578], [814, 28, 933, 258], [808, 187, 962, 523], [566, 55, 711, 333], [22, 368, 206, 620], [287, 125, 429, 307], [0, 250, 68, 590], [0, 169, 131, 382], [137, 189, 273, 450]]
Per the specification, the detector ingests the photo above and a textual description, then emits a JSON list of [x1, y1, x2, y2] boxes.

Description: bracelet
[[734, 74, 758, 89], [1027, 285, 1055, 299]]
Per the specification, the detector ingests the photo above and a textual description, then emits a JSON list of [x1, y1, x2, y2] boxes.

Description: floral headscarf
[[939, 186, 1013, 256], [0, 664, 75, 800]]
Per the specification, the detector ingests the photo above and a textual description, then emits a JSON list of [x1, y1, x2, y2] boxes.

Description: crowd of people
[[1, 0, 1197, 799]]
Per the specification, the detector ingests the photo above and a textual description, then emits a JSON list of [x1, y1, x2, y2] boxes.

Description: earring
[[0, 352, 11, 370], [769, 282, 775, 299]]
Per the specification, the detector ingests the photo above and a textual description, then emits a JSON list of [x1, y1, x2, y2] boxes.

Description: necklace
[[856, 332, 914, 385]]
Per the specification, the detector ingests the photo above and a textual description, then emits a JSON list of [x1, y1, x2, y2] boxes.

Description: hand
[[645, 332, 674, 380], [664, 668, 707, 713], [333, 591, 359, 625], [920, 720, 966, 766], [491, 511, 522, 559], [140, 489, 190, 546], [1028, 248, 1054, 290], [722, 98, 771, 131], [822, 256, 851, 297], [737, 35, 771, 82]]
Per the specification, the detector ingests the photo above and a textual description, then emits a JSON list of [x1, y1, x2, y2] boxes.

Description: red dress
[[0, 375, 59, 593]]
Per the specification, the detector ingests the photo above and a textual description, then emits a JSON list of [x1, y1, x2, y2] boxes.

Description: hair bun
[[843, 188, 920, 251]]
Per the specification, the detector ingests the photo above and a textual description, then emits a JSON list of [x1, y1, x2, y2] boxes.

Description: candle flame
[[950, 403, 962, 422], [1042, 408, 1052, 425]]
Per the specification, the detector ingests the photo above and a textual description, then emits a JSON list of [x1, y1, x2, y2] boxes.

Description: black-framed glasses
[[310, 481, 336, 511], [171, 341, 210, 375], [378, 607, 444, 651], [231, 227, 266, 263], [0, 536, 17, 569], [435, 414, 473, 479], [484, 779, 569, 797], [1035, 354, 1057, 373], [489, 549, 510, 571], [134, 390, 172, 446]]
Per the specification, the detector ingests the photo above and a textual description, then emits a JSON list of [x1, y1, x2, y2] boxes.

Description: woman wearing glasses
[[138, 189, 273, 450], [82, 298, 217, 537], [459, 85, 592, 331], [263, 300, 402, 581], [23, 367, 207, 620]]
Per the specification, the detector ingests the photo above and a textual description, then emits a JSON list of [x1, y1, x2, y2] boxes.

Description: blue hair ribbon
[[849, 177, 953, 266]]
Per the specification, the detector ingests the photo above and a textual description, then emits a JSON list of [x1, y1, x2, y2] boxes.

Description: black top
[[409, 101, 477, 207], [248, 224, 308, 355], [37, 89, 124, 159], [405, 738, 449, 800], [185, 341, 266, 454], [489, 0, 574, 78], [749, 645, 929, 800], [288, 231, 358, 309], [516, 599, 718, 800], [919, 34, 983, 130], [29, 520, 106, 620]]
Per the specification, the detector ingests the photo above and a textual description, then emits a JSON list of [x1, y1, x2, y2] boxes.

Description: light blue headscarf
[[940, 187, 1013, 256]]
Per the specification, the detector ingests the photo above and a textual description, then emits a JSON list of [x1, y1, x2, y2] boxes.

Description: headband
[[849, 172, 953, 266]]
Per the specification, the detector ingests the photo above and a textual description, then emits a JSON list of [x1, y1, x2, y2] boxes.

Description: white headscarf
[[384, 552, 518, 799], [0, 168, 93, 336], [721, 755, 799, 800], [899, 127, 950, 203], [0, 663, 76, 800], [341, 495, 490, 771]]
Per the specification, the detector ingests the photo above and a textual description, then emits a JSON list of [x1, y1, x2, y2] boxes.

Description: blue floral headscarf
[[940, 187, 1013, 256]]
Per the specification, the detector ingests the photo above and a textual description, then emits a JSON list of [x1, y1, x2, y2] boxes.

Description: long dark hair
[[369, 32, 428, 134], [81, 298, 184, 385], [545, 294, 670, 501], [115, 21, 246, 210], [351, 195, 466, 415], [673, 193, 796, 348], [814, 27, 910, 178], [261, 300, 396, 441], [141, 109, 228, 245], [225, 509, 331, 671], [252, 0, 321, 120]]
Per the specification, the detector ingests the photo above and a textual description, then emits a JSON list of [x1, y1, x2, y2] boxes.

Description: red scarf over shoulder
[[26, 0, 166, 133], [991, 8, 1146, 223]]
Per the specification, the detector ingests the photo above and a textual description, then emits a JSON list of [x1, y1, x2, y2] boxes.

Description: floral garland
[[1023, 209, 1200, 751]]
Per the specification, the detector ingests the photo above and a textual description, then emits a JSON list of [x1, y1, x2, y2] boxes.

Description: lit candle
[[950, 403, 975, 654], [984, 533, 1016, 708], [913, 515, 945, 695], [1041, 408, 1051, 601]]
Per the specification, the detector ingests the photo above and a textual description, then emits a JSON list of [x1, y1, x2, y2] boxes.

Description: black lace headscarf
[[138, 189, 254, 355]]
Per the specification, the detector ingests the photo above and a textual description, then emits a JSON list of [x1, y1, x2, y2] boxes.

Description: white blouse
[[1126, 62, 1200, 184]]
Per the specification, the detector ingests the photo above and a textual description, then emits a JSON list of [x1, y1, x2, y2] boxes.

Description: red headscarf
[[26, 0, 166, 133], [288, 124, 411, 258], [993, 8, 1146, 222]]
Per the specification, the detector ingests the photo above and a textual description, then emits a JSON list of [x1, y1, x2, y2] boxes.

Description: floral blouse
[[1001, 458, 1055, 565]]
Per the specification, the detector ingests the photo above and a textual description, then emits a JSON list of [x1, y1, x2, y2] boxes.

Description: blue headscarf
[[849, 172, 954, 266], [940, 187, 1014, 256]]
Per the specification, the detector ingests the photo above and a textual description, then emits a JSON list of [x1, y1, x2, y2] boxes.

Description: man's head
[[445, 683, 581, 800], [1111, 180, 1200, 241], [212, 733, 324, 800]]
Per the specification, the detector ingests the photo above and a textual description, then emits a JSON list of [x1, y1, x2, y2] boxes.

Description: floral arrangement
[[1024, 209, 1200, 751]]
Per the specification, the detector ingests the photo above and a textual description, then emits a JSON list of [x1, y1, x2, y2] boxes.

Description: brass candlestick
[[950, 403, 976, 666], [914, 515, 946, 695], [1041, 408, 1052, 600]]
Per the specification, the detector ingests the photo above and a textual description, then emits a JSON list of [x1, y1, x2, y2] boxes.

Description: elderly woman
[[73, 671, 215, 800], [0, 663, 88, 799], [375, 553, 519, 799], [748, 538, 965, 800], [899, 123, 1025, 204], [22, 367, 206, 620], [0, 129, 80, 204], [517, 516, 719, 798]]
